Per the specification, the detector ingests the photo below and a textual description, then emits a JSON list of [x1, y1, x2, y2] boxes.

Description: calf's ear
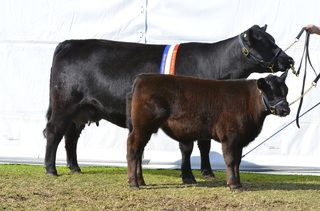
[[257, 78, 269, 91], [280, 70, 288, 81]]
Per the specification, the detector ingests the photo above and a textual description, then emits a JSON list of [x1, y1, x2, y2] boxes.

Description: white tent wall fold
[[1, 0, 320, 172]]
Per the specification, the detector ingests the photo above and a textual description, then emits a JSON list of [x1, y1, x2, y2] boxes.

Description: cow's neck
[[175, 35, 268, 80], [218, 35, 273, 79], [214, 36, 256, 80]]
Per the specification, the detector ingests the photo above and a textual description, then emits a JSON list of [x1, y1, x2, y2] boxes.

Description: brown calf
[[126, 72, 290, 189]]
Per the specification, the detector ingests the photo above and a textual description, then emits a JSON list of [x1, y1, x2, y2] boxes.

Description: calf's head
[[242, 25, 294, 73], [257, 71, 290, 117]]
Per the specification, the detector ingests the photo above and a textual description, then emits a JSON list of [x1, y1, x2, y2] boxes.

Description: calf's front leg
[[221, 138, 243, 190]]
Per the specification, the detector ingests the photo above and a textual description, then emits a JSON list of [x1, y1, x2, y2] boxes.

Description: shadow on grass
[[139, 170, 320, 191], [137, 180, 320, 191], [81, 169, 127, 175], [56, 166, 320, 191], [242, 182, 320, 192]]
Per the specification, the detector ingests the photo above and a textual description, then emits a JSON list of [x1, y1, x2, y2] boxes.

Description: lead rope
[[284, 27, 305, 52], [294, 30, 319, 128], [242, 28, 320, 158], [242, 100, 320, 158], [283, 28, 319, 127]]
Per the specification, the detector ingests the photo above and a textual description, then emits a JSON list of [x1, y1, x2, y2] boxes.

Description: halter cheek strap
[[238, 33, 282, 73], [260, 90, 286, 115]]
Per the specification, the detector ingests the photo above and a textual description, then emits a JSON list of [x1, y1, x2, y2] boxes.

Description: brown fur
[[127, 73, 290, 189]]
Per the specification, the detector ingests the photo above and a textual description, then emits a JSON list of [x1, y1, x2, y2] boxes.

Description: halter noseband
[[238, 33, 282, 73], [261, 91, 286, 115]]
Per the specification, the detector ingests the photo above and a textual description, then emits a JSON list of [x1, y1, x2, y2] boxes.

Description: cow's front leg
[[221, 138, 243, 190], [197, 139, 215, 179], [179, 142, 196, 184]]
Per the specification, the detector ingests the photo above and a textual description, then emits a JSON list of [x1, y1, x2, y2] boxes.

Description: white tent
[[1, 0, 320, 174]]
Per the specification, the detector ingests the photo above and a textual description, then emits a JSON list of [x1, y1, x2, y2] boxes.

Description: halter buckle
[[267, 63, 275, 73], [290, 64, 297, 76], [242, 47, 249, 57]]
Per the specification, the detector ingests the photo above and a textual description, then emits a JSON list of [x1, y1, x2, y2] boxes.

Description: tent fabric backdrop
[[0, 0, 320, 173]]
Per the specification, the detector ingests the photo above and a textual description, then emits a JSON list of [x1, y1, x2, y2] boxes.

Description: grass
[[0, 164, 320, 210]]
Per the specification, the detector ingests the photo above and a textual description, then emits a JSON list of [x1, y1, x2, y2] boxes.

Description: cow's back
[[50, 40, 164, 127]]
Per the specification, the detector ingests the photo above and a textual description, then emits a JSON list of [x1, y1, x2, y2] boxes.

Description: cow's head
[[257, 71, 290, 117], [241, 24, 294, 73]]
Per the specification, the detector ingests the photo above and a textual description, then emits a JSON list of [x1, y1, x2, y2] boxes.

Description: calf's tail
[[126, 93, 133, 133]]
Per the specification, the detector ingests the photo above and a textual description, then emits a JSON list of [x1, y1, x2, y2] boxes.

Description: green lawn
[[0, 164, 320, 210]]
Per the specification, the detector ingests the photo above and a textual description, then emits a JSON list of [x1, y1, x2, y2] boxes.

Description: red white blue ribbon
[[160, 44, 180, 75]]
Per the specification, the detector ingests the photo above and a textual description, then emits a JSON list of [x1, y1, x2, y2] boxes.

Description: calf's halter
[[260, 90, 286, 115], [238, 33, 282, 73], [262, 94, 286, 115]]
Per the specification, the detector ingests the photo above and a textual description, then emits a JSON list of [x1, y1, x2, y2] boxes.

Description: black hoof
[[129, 184, 140, 189], [228, 184, 243, 191], [201, 169, 215, 179], [182, 177, 197, 184], [46, 170, 58, 176], [181, 172, 197, 184], [138, 180, 146, 186], [69, 167, 81, 174]]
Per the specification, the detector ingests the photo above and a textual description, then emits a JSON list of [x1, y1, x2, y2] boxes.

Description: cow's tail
[[43, 105, 52, 138], [45, 105, 52, 121]]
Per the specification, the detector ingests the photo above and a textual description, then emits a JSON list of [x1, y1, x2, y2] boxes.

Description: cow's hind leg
[[44, 115, 70, 176], [65, 123, 85, 173], [179, 142, 197, 184], [197, 139, 215, 178]]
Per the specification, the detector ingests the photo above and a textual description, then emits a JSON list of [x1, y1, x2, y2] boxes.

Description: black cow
[[44, 25, 294, 182], [126, 72, 290, 189]]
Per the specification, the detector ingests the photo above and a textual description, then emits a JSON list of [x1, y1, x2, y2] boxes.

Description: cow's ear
[[257, 78, 269, 91], [261, 24, 267, 31], [280, 70, 288, 81], [248, 25, 263, 42]]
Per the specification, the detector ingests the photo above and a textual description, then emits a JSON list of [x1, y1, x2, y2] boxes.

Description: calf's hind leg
[[64, 123, 85, 173], [127, 130, 150, 188]]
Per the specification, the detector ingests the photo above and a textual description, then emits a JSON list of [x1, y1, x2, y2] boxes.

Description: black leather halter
[[238, 33, 282, 73], [261, 93, 286, 115]]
